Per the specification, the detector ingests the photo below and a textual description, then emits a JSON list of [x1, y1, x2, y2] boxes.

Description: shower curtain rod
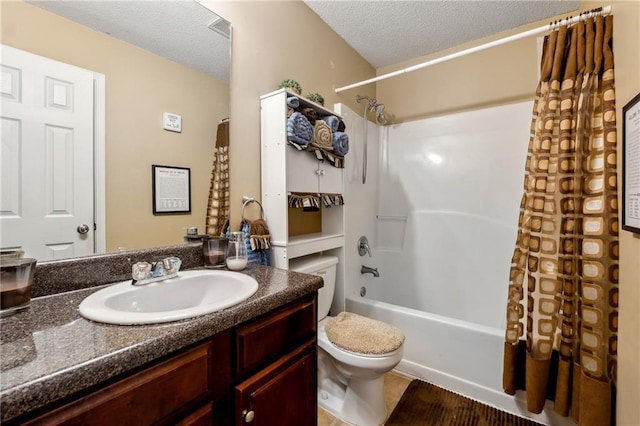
[[334, 5, 612, 94]]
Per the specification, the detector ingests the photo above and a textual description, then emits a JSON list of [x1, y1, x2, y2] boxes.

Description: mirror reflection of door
[[1, 45, 99, 260]]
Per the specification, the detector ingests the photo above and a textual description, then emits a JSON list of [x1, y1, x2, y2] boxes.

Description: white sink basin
[[79, 270, 259, 325]]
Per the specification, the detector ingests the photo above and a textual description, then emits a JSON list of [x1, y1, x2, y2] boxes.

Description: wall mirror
[[0, 0, 231, 262]]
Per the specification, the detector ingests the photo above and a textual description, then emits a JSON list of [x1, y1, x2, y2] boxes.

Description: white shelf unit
[[260, 89, 345, 270]]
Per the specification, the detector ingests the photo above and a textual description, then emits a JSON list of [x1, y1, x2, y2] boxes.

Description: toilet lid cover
[[325, 312, 404, 355]]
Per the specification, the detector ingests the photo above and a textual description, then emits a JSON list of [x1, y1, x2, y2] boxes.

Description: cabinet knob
[[242, 409, 255, 423]]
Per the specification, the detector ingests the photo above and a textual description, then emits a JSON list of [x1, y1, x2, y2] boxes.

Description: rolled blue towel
[[287, 112, 313, 145], [333, 132, 349, 156], [321, 115, 339, 132], [287, 96, 300, 109]]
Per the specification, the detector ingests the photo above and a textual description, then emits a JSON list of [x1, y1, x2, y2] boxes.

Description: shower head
[[374, 104, 388, 125], [356, 94, 389, 125]]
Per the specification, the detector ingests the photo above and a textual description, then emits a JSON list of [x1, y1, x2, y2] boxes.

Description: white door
[[1, 45, 95, 261]]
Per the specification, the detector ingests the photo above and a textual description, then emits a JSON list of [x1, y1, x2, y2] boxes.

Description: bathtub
[[346, 297, 574, 426]]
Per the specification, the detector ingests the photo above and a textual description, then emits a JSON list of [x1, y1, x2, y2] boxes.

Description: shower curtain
[[205, 120, 230, 236], [503, 16, 618, 426]]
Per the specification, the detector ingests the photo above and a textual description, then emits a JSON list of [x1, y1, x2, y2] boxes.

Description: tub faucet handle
[[358, 236, 372, 257]]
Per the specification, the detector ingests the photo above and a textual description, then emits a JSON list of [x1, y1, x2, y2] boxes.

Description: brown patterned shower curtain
[[503, 16, 618, 426], [205, 120, 230, 236]]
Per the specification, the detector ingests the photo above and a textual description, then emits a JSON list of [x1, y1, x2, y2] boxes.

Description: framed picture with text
[[152, 165, 191, 214], [622, 92, 640, 234]]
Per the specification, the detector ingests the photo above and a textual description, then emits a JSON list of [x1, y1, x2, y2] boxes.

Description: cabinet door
[[286, 147, 320, 193], [318, 163, 343, 194], [235, 343, 316, 426], [24, 343, 212, 426], [176, 404, 213, 426]]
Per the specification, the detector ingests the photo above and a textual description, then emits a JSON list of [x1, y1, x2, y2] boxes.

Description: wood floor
[[317, 371, 413, 426]]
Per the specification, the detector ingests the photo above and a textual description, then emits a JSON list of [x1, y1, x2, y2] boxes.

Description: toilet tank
[[289, 255, 338, 321]]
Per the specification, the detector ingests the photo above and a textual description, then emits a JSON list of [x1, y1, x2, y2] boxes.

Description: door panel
[[0, 45, 95, 260]]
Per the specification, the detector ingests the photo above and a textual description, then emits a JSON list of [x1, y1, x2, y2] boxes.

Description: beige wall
[[376, 2, 640, 424], [200, 0, 376, 231], [1, 1, 229, 252]]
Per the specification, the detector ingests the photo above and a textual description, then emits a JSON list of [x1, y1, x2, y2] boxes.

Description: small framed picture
[[152, 165, 191, 214], [622, 92, 640, 234]]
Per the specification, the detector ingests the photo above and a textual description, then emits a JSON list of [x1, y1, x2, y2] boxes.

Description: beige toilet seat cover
[[325, 312, 405, 355]]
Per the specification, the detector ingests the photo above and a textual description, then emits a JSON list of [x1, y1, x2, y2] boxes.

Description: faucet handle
[[132, 262, 152, 281], [164, 257, 182, 274], [358, 236, 372, 257]]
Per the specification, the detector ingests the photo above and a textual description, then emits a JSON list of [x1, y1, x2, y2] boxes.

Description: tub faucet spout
[[361, 265, 379, 277]]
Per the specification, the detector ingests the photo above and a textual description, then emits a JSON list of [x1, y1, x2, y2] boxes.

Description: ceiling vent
[[208, 16, 231, 39]]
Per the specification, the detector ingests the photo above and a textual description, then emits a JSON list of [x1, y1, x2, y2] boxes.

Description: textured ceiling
[[26, 0, 231, 82], [25, 1, 581, 81], [304, 1, 581, 68]]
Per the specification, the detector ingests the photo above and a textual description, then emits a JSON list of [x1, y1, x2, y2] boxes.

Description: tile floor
[[317, 371, 413, 426]]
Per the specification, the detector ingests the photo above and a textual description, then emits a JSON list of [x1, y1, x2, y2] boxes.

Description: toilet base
[[343, 375, 387, 425], [318, 367, 388, 426]]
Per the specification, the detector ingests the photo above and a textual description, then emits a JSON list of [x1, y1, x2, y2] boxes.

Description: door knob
[[77, 224, 90, 234], [242, 409, 255, 423]]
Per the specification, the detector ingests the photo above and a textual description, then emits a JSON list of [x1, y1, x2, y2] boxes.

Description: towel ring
[[241, 196, 264, 222]]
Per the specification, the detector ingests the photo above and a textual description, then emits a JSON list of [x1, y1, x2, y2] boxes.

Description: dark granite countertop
[[0, 264, 323, 423]]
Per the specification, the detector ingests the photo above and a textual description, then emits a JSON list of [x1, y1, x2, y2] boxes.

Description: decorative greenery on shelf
[[306, 92, 325, 106], [278, 79, 302, 94]]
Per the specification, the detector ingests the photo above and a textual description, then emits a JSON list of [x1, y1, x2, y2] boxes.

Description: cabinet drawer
[[235, 297, 316, 376], [26, 342, 212, 425]]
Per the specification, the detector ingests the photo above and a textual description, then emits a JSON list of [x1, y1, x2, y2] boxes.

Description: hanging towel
[[332, 132, 349, 156], [288, 192, 320, 209], [286, 112, 314, 145], [241, 221, 271, 266], [247, 218, 271, 251], [320, 115, 340, 132], [321, 193, 345, 207], [289, 192, 344, 209], [205, 120, 230, 236], [311, 146, 345, 168], [313, 120, 333, 151]]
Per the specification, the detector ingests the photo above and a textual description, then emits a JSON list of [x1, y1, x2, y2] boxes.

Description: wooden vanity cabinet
[[232, 296, 317, 426], [22, 342, 214, 426], [16, 294, 317, 426]]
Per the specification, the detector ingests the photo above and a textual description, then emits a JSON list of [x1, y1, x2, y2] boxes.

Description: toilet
[[290, 255, 404, 426]]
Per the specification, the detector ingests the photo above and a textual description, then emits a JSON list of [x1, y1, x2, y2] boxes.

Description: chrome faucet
[[131, 256, 182, 285], [361, 265, 379, 277]]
